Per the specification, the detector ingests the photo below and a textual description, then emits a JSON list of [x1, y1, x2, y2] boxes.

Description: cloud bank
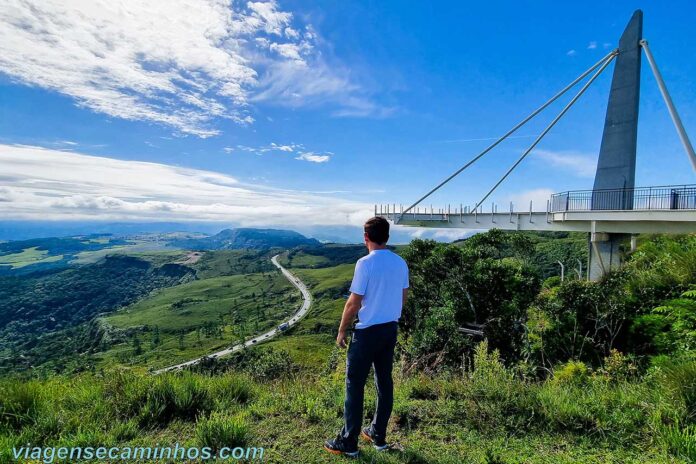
[[0, 0, 374, 137], [0, 144, 369, 224]]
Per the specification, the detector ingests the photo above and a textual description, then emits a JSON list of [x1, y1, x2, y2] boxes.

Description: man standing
[[324, 217, 409, 457]]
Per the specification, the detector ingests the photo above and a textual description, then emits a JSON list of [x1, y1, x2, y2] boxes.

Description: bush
[[248, 349, 296, 381], [597, 349, 638, 382], [552, 361, 589, 386], [196, 412, 248, 451]]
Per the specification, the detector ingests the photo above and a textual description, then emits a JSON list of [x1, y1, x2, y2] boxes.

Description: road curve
[[153, 254, 311, 374]]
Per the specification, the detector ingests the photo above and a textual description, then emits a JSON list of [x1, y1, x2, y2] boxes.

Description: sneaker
[[360, 426, 389, 451], [323, 434, 359, 457]]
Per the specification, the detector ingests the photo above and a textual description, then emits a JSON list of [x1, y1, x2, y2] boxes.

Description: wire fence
[[550, 185, 696, 212]]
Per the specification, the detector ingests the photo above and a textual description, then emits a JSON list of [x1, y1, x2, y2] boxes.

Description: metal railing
[[550, 184, 696, 212]]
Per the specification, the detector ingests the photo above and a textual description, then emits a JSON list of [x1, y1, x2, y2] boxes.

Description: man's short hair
[[364, 216, 389, 245]]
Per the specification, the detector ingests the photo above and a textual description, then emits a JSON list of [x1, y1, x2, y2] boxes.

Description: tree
[[150, 325, 160, 349], [401, 234, 540, 368], [132, 335, 142, 356], [178, 332, 185, 350]]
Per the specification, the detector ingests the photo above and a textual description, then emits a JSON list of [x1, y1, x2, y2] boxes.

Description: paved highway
[[154, 254, 312, 374]]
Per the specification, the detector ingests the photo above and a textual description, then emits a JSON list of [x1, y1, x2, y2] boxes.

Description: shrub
[[597, 349, 638, 382], [196, 412, 249, 451], [471, 340, 508, 386], [249, 349, 296, 381], [552, 361, 589, 386]]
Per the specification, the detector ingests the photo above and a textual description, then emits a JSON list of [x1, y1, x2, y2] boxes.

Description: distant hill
[[169, 228, 320, 250]]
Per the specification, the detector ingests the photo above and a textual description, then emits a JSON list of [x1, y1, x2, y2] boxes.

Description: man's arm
[[402, 288, 408, 309], [336, 292, 363, 348]]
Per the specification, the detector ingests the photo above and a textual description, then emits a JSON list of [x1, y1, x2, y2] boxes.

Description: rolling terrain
[[1, 230, 695, 462]]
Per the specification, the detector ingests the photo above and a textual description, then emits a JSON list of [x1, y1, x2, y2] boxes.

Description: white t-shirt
[[349, 249, 409, 329]]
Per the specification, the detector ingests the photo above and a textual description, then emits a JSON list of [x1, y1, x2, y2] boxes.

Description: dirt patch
[[176, 251, 204, 265]]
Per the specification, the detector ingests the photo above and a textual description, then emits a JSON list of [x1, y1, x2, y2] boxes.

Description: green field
[[278, 251, 331, 268], [96, 269, 301, 370], [0, 246, 64, 269], [265, 263, 354, 369], [70, 243, 180, 264]]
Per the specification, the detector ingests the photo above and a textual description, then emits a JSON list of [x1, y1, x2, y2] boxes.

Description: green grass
[[97, 270, 301, 370], [0, 361, 689, 463], [71, 245, 184, 265], [193, 249, 275, 278], [264, 264, 353, 369], [279, 251, 331, 268], [293, 264, 353, 296], [0, 246, 63, 269]]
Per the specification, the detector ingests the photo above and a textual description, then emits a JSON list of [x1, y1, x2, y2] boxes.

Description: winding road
[[153, 254, 311, 374]]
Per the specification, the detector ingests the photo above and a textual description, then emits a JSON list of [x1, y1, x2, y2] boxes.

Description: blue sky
[[0, 0, 694, 240]]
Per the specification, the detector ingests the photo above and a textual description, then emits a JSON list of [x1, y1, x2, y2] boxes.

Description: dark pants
[[341, 321, 398, 447]]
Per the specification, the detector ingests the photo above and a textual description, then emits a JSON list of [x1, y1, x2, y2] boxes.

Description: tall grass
[[0, 353, 692, 462], [196, 411, 249, 451]]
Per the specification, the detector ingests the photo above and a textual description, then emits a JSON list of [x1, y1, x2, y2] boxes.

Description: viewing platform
[[378, 184, 696, 235]]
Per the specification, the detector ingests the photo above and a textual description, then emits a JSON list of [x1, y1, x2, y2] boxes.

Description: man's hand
[[336, 292, 362, 349], [336, 329, 348, 349]]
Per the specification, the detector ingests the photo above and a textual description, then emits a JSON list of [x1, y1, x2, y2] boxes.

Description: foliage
[[525, 271, 633, 366], [192, 347, 298, 382], [552, 360, 590, 385], [0, 255, 194, 372], [401, 232, 541, 369], [633, 288, 696, 354]]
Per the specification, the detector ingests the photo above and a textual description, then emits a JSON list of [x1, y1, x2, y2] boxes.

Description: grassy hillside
[[0, 246, 64, 269], [96, 270, 300, 370], [2, 233, 695, 462], [0, 255, 195, 373], [264, 263, 354, 369], [169, 228, 320, 250], [1, 349, 691, 463], [279, 244, 367, 269], [0, 249, 291, 374]]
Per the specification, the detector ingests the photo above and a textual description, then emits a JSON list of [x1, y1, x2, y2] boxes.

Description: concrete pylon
[[588, 10, 643, 281]]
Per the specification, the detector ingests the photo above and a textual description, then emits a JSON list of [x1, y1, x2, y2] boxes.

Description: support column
[[588, 232, 628, 281], [588, 10, 642, 280], [591, 10, 642, 209]]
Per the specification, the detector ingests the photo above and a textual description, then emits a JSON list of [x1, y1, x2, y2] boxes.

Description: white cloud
[[232, 142, 331, 162], [0, 1, 376, 137], [533, 149, 597, 178], [0, 144, 368, 224], [566, 49, 577, 56], [505, 188, 556, 211], [587, 41, 597, 49], [295, 152, 330, 163]]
